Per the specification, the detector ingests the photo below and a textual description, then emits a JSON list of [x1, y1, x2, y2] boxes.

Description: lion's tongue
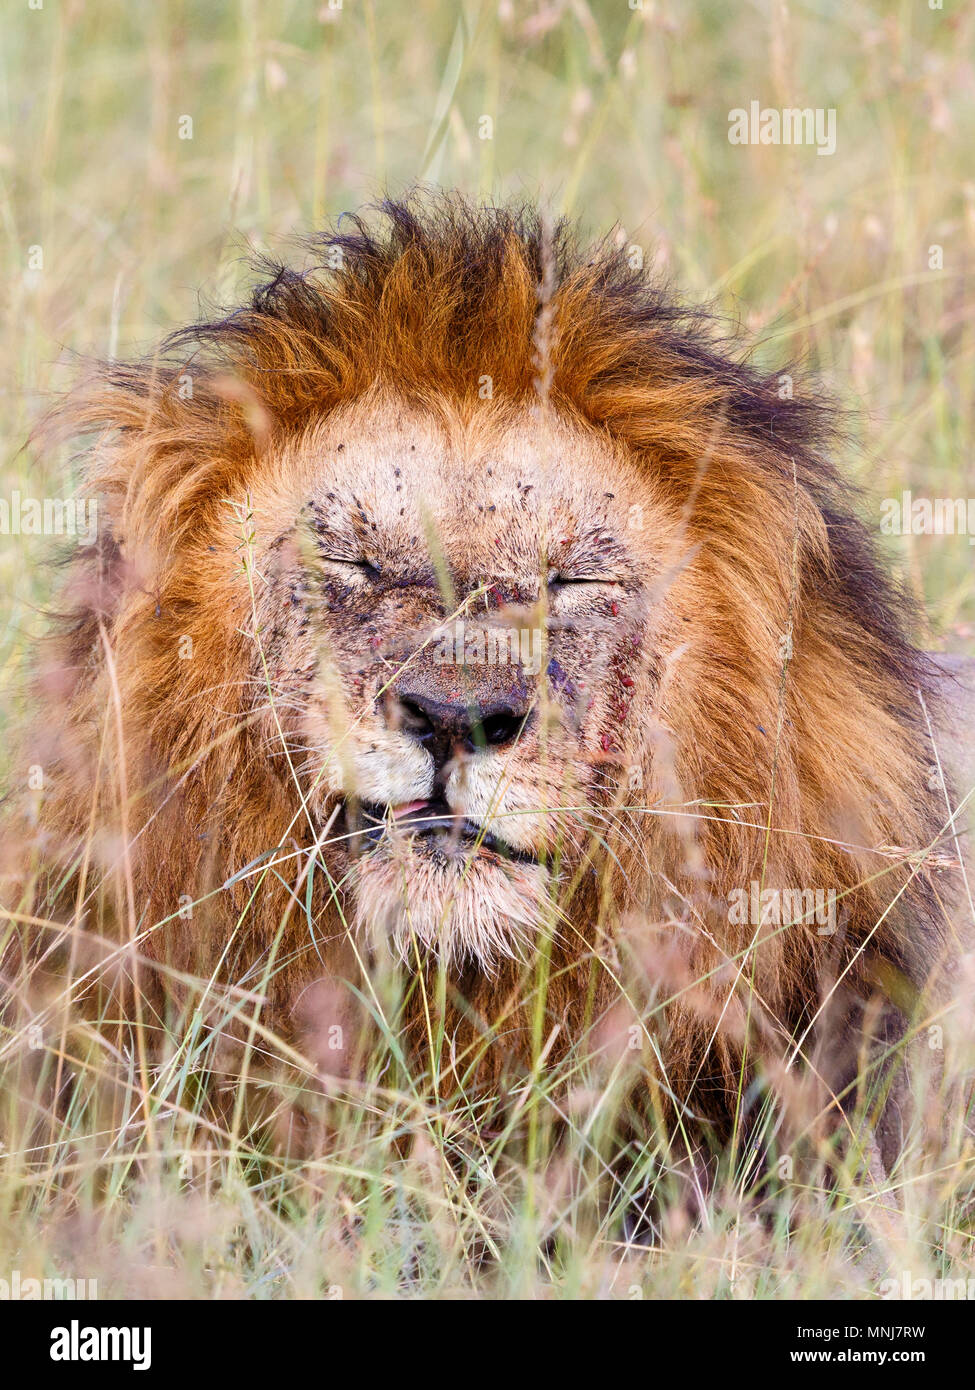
[[390, 800, 433, 820]]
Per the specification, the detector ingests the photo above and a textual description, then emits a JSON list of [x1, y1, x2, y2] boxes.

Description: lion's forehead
[[250, 396, 668, 600]]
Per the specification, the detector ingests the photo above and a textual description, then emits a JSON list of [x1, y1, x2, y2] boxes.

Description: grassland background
[[1, 0, 974, 1300]]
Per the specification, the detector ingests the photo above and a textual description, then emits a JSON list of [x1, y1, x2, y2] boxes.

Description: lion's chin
[[351, 843, 548, 974]]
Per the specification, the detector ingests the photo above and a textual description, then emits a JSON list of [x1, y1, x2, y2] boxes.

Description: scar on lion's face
[[240, 392, 684, 969]]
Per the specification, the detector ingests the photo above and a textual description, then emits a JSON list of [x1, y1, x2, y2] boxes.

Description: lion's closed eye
[[321, 555, 383, 579], [547, 568, 622, 589]]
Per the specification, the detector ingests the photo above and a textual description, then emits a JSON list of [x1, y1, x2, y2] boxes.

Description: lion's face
[[247, 392, 683, 970]]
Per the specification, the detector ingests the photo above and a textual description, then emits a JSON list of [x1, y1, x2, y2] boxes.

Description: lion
[[3, 195, 973, 1196]]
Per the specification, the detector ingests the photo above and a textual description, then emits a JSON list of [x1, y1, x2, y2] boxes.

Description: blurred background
[[1, 0, 973, 702]]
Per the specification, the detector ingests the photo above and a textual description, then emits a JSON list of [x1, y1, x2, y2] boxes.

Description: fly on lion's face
[[247, 392, 681, 970]]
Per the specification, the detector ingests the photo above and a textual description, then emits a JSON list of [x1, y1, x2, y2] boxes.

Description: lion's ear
[[30, 368, 170, 630], [35, 454, 136, 695], [34, 528, 125, 710], [61, 528, 129, 624]]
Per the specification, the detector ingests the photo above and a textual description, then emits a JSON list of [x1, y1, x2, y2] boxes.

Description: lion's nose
[[385, 686, 531, 767]]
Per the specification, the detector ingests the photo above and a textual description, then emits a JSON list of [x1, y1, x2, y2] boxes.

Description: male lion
[[3, 197, 973, 1194]]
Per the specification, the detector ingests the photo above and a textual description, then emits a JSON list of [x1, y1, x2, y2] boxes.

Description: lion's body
[[4, 198, 972, 1168]]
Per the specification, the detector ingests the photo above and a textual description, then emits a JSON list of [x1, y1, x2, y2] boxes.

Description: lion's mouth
[[343, 796, 538, 866]]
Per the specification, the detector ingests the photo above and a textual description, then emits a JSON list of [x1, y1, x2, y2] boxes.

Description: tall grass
[[1, 0, 973, 1299]]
